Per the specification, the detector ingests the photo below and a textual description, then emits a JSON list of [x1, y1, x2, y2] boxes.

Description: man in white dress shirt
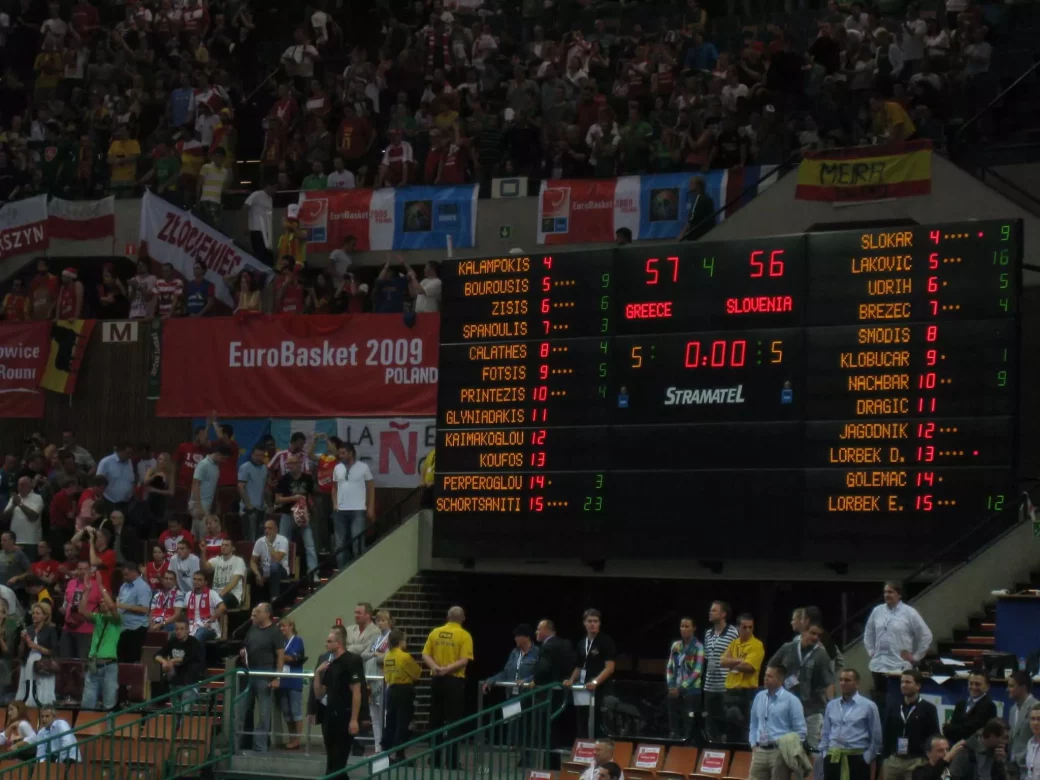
[[863, 581, 933, 709]]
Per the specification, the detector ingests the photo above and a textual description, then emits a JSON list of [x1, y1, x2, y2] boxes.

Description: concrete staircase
[[380, 571, 466, 730], [936, 569, 1040, 664]]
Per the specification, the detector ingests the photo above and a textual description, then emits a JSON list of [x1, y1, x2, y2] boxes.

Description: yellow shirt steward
[[384, 646, 422, 686], [723, 635, 764, 689], [422, 621, 474, 679]]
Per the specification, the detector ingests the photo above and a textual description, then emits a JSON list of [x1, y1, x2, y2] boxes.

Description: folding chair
[[658, 746, 700, 779], [692, 748, 733, 780], [725, 750, 753, 780]]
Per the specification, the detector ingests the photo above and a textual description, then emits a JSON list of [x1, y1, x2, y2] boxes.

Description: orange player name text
[[464, 279, 530, 296], [845, 471, 908, 488], [443, 430, 525, 447], [839, 350, 910, 368], [456, 257, 531, 276], [441, 475, 524, 491], [860, 231, 913, 249], [867, 279, 912, 296], [847, 373, 910, 392], [856, 398, 910, 415], [858, 302, 911, 320], [435, 496, 522, 512], [468, 343, 527, 361], [462, 321, 529, 340], [445, 409, 526, 426], [838, 422, 909, 440], [850, 255, 913, 273], [858, 327, 912, 344], [828, 495, 903, 512], [459, 387, 526, 404], [481, 365, 527, 381], [478, 452, 524, 468]]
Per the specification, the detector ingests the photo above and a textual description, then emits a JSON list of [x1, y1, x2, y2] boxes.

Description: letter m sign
[[102, 321, 139, 344]]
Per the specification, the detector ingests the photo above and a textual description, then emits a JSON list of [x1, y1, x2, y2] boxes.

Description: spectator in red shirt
[[174, 427, 210, 493], [31, 540, 61, 587], [30, 259, 59, 321], [438, 139, 476, 184], [76, 475, 107, 530], [145, 544, 169, 591], [159, 516, 196, 561], [2, 278, 31, 321], [274, 264, 306, 314], [75, 526, 115, 592], [375, 128, 414, 187], [308, 433, 341, 556], [200, 514, 228, 560], [49, 477, 81, 546], [337, 103, 373, 172], [70, 0, 100, 40]]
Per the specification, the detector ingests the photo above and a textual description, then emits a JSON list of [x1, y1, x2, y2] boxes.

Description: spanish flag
[[795, 140, 932, 202], [41, 319, 96, 395]]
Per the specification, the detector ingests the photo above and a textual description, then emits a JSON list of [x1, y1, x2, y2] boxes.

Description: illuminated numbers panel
[[434, 221, 1021, 561]]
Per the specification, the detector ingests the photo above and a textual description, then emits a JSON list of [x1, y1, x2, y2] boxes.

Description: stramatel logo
[[664, 385, 746, 405]]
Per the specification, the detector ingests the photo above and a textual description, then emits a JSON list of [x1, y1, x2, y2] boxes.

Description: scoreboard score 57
[[434, 221, 1021, 561]]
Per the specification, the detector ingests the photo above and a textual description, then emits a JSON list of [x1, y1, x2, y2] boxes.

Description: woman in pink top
[[58, 560, 95, 660]]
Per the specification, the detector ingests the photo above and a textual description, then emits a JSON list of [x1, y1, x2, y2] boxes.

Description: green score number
[[583, 474, 605, 512]]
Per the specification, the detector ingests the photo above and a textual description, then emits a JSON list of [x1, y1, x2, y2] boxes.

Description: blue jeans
[[194, 627, 217, 643], [332, 510, 367, 569], [82, 660, 119, 710], [239, 676, 273, 752], [279, 514, 318, 579]]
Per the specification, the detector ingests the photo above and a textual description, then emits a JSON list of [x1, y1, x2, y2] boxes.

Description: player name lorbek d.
[[664, 385, 746, 405]]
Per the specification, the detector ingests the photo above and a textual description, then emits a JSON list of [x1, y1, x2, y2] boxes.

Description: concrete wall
[[846, 518, 1040, 694], [287, 513, 422, 670]]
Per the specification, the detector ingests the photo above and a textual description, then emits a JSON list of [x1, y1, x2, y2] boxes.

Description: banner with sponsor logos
[[138, 190, 273, 307], [270, 417, 435, 488], [157, 314, 440, 418], [0, 195, 49, 261], [795, 141, 932, 202], [298, 185, 478, 253], [535, 168, 775, 245], [0, 322, 50, 417]]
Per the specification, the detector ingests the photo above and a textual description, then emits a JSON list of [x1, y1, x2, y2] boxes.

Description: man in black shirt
[[238, 603, 282, 753], [883, 670, 941, 780], [155, 617, 206, 706], [913, 737, 969, 780], [565, 608, 616, 738], [945, 672, 998, 744], [274, 455, 318, 582], [535, 619, 575, 766], [312, 627, 364, 776]]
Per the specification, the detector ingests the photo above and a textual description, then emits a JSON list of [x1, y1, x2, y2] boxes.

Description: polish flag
[[48, 196, 116, 240]]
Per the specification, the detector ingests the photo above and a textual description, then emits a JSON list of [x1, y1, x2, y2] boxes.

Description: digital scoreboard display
[[434, 221, 1022, 560]]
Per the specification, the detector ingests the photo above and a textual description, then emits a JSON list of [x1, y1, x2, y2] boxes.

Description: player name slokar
[[664, 385, 746, 405]]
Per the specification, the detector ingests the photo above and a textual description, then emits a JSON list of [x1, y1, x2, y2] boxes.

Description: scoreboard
[[434, 221, 1021, 561]]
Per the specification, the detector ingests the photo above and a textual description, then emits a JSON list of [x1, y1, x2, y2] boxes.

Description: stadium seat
[[139, 713, 175, 742], [118, 664, 150, 702], [657, 746, 700, 779], [561, 739, 597, 774], [66, 764, 121, 780], [725, 750, 753, 780], [692, 748, 732, 779], [560, 772, 581, 780], [625, 742, 667, 778], [76, 712, 114, 737], [612, 742, 634, 769]]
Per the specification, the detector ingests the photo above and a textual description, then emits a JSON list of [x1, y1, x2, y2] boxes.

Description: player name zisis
[[455, 257, 531, 277]]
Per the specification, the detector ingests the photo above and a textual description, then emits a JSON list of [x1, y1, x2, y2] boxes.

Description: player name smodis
[[456, 257, 531, 276], [839, 350, 909, 368], [828, 447, 903, 463], [827, 495, 904, 512], [664, 385, 745, 405], [850, 255, 913, 273]]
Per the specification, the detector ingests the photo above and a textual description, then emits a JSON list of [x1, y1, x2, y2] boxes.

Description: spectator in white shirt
[[185, 570, 225, 642], [281, 27, 320, 85], [2, 477, 44, 549], [900, 4, 927, 71], [206, 538, 246, 610], [579, 741, 625, 780], [329, 235, 357, 285], [27, 705, 79, 764], [721, 68, 749, 113], [326, 156, 356, 189], [245, 181, 276, 265], [408, 260, 442, 313], [250, 519, 289, 599], [863, 581, 933, 709], [330, 443, 374, 568]]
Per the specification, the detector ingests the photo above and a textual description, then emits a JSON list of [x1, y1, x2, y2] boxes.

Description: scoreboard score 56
[[434, 221, 1021, 560]]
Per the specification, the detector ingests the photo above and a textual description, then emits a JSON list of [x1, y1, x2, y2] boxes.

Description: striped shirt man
[[703, 623, 739, 693]]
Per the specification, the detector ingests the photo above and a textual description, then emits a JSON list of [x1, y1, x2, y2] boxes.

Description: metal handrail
[[832, 480, 1040, 642], [953, 58, 1040, 143]]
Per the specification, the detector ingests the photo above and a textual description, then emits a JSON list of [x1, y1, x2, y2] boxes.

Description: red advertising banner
[[0, 322, 50, 417], [157, 314, 440, 418]]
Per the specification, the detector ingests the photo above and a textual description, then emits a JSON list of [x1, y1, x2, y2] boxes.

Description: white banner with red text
[[0, 195, 49, 262], [138, 190, 273, 307]]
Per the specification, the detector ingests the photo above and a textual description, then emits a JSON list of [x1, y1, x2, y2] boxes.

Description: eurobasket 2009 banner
[[297, 186, 478, 253], [535, 168, 776, 245]]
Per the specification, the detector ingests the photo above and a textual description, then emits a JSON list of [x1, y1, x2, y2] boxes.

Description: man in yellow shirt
[[870, 93, 916, 142], [721, 612, 765, 743], [422, 606, 473, 770], [196, 147, 229, 230], [383, 629, 422, 762], [107, 126, 141, 194]]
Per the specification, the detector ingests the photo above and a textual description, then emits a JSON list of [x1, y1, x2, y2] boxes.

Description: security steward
[[312, 627, 365, 776], [422, 606, 474, 770]]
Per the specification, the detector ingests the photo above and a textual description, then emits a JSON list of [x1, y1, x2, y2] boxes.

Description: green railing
[[1, 667, 245, 779], [317, 683, 567, 780]]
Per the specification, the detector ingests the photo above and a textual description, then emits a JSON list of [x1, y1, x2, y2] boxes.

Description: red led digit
[[543, 256, 553, 269], [769, 250, 785, 277], [540, 342, 550, 358], [532, 430, 547, 445], [710, 341, 726, 367], [926, 325, 938, 342], [533, 386, 548, 401], [929, 253, 939, 270], [542, 277, 551, 292], [645, 258, 659, 285], [916, 494, 934, 511], [916, 472, 935, 486], [929, 300, 938, 316], [930, 230, 940, 245], [529, 497, 544, 512], [927, 276, 938, 293], [917, 398, 937, 413], [917, 423, 935, 439], [749, 250, 764, 278], [918, 373, 936, 389], [925, 349, 937, 366], [667, 256, 679, 282], [541, 298, 550, 314], [684, 341, 701, 368], [531, 408, 547, 422], [731, 340, 747, 367], [916, 446, 935, 462], [529, 475, 545, 489], [542, 320, 550, 334], [530, 451, 546, 467], [539, 365, 549, 380]]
